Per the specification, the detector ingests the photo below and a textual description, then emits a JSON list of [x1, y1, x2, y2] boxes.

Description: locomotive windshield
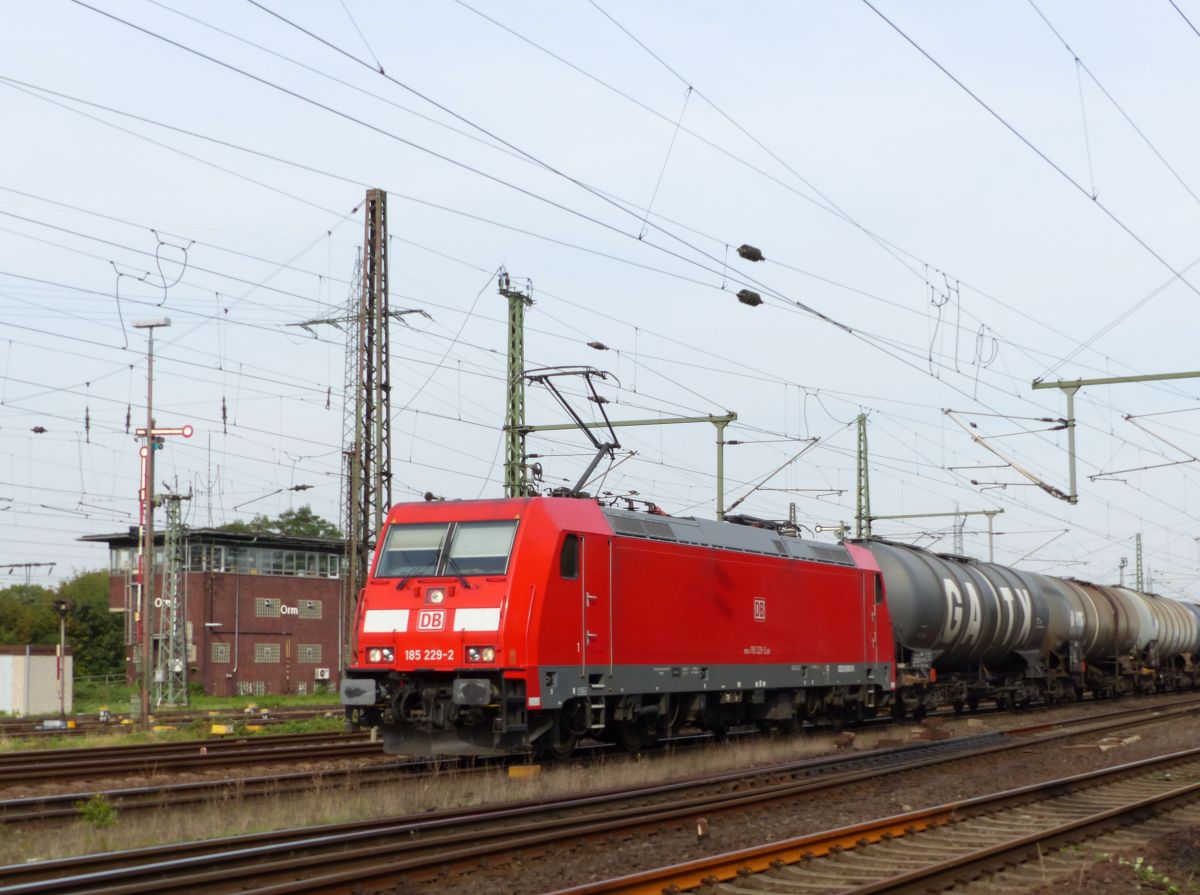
[[375, 520, 518, 578]]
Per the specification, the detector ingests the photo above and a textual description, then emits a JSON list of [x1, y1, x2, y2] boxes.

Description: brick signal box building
[[82, 529, 345, 697]]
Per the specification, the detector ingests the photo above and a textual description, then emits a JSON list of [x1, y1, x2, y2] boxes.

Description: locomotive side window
[[875, 575, 884, 604], [446, 521, 519, 575], [376, 523, 448, 577], [560, 534, 579, 579]]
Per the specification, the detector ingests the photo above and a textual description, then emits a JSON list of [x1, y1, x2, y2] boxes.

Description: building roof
[[79, 527, 345, 552], [0, 645, 72, 656]]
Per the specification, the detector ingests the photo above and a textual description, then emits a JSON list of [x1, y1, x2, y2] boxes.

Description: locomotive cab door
[[864, 571, 882, 667], [580, 534, 613, 686]]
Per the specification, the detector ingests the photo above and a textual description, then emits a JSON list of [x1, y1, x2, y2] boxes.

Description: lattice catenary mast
[[343, 189, 393, 664], [154, 491, 191, 706]]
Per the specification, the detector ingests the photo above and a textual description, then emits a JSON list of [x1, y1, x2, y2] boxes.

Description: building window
[[298, 599, 323, 620], [110, 547, 135, 574], [255, 598, 277, 618], [211, 642, 230, 663], [182, 544, 340, 579], [254, 642, 281, 663], [297, 643, 322, 664]]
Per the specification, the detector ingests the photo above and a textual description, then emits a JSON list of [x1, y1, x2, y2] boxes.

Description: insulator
[[737, 289, 763, 307], [31, 426, 47, 434], [587, 341, 609, 351], [737, 244, 765, 262]]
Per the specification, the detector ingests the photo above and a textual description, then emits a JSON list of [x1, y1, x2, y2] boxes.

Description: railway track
[[2, 695, 1187, 828], [0, 730, 381, 785], [0, 705, 341, 739], [565, 744, 1200, 894], [2, 696, 1196, 894]]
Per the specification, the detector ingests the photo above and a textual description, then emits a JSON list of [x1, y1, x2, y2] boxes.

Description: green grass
[[73, 680, 136, 714], [185, 690, 339, 712], [71, 681, 339, 715]]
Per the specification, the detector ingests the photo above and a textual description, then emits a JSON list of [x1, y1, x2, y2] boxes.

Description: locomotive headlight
[[481, 646, 495, 662], [467, 646, 480, 662], [382, 647, 394, 662], [426, 587, 446, 604], [368, 647, 383, 662], [466, 645, 496, 663]]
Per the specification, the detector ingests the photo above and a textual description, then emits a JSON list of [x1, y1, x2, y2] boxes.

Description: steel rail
[[0, 730, 362, 764], [553, 746, 1200, 894], [0, 707, 340, 739], [840, 784, 1200, 894], [3, 698, 1199, 893], [0, 732, 378, 784]]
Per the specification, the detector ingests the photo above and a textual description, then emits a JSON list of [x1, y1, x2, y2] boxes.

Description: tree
[[0, 583, 56, 645], [0, 596, 40, 645], [215, 514, 272, 534], [273, 506, 341, 538], [219, 505, 341, 539], [58, 571, 124, 677], [0, 573, 124, 676]]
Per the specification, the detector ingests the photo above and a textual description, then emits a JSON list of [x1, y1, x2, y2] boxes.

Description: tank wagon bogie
[[342, 496, 1200, 757]]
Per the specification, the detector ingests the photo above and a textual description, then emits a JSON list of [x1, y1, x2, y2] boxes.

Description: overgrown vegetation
[[243, 717, 343, 736], [74, 793, 118, 828]]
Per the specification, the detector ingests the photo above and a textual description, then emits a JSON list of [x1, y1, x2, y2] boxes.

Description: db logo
[[416, 609, 446, 631], [753, 598, 766, 622]]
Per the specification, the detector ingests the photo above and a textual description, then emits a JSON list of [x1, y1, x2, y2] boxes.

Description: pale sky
[[3, 1, 1200, 594]]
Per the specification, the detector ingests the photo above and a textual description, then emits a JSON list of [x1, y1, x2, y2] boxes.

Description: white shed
[[0, 646, 73, 716]]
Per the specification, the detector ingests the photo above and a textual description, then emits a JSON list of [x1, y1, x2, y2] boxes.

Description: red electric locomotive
[[341, 496, 895, 756]]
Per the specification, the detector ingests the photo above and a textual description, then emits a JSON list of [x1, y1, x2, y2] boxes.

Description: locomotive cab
[[342, 502, 532, 755]]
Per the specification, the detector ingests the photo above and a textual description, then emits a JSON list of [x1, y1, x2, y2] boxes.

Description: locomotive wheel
[[541, 730, 577, 760], [611, 720, 655, 753], [536, 710, 579, 760], [538, 725, 577, 760]]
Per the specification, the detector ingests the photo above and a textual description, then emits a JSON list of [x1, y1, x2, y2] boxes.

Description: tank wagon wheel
[[967, 696, 979, 713], [951, 700, 965, 715]]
